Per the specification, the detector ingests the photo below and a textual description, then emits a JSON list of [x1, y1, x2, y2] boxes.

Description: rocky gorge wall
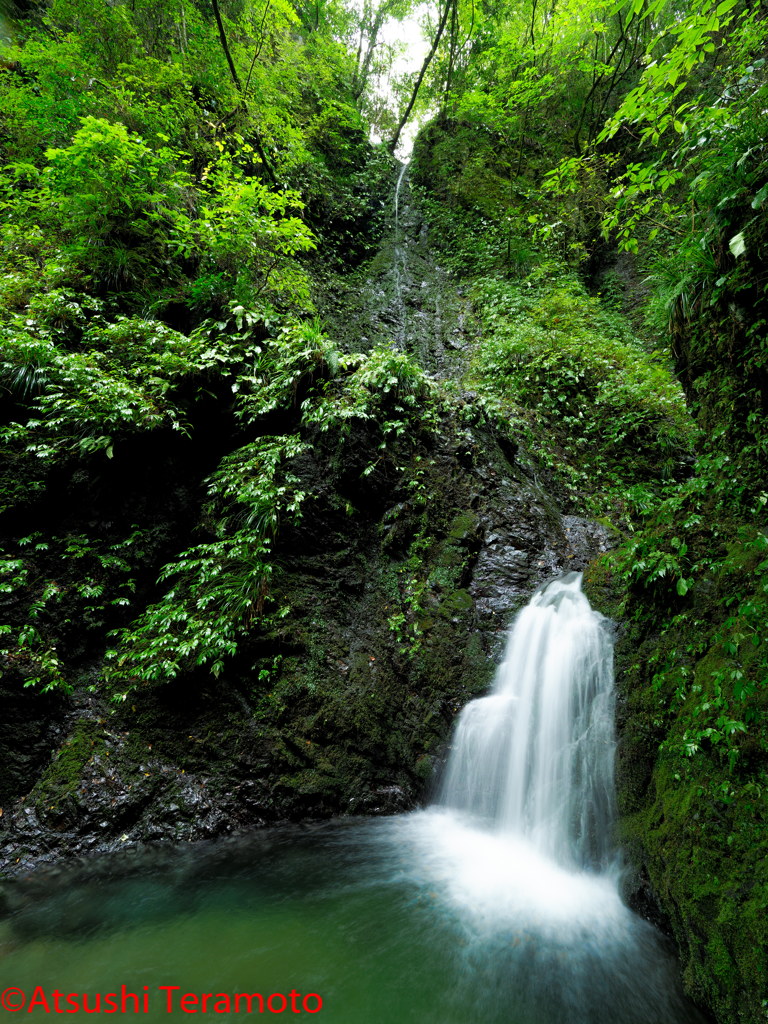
[[0, 168, 611, 876]]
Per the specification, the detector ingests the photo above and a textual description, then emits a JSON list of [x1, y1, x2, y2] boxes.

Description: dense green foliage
[[1, 0, 768, 1019], [467, 269, 695, 522], [0, 0, 405, 694]]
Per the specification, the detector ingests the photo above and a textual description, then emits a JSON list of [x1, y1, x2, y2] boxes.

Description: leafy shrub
[[469, 271, 697, 520], [190, 152, 316, 308], [41, 117, 193, 288], [106, 435, 308, 692]]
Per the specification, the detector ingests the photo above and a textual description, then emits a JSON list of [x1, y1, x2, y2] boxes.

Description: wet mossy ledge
[[585, 530, 768, 1024]]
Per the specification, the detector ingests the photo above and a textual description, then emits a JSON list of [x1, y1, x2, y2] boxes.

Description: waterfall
[[438, 572, 617, 871], [394, 160, 408, 234], [392, 162, 409, 346]]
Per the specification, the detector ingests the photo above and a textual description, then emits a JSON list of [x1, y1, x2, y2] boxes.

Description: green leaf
[[728, 233, 746, 258], [676, 578, 689, 596]]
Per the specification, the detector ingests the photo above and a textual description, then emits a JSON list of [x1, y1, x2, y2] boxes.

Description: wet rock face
[[321, 164, 470, 382], [0, 683, 65, 809], [0, 166, 614, 878], [0, 417, 610, 877]]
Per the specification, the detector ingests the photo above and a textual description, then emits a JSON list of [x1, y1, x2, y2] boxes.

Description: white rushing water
[[392, 160, 409, 344], [378, 572, 704, 1022], [394, 160, 408, 233], [3, 574, 705, 1022], [401, 571, 625, 931], [438, 571, 617, 870]]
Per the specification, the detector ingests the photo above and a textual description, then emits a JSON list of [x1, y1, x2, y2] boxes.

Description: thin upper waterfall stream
[[392, 160, 409, 346], [1, 575, 707, 1023]]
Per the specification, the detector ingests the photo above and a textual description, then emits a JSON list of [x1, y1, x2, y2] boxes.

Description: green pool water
[[1, 813, 706, 1023]]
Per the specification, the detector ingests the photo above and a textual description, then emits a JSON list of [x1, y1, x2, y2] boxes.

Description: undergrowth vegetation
[[467, 270, 696, 523], [105, 337, 451, 698]]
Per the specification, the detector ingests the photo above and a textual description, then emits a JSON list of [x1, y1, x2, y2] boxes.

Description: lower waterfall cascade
[[1, 576, 708, 1023], [438, 571, 617, 869]]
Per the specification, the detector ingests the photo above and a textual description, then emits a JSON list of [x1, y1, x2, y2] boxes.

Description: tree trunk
[[211, 0, 241, 90], [211, 0, 276, 184], [389, 0, 454, 154]]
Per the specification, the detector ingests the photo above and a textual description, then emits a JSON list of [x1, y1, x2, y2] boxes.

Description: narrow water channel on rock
[[1, 577, 706, 1023]]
